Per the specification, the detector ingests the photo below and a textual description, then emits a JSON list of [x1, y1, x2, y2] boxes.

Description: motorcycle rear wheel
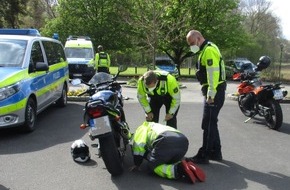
[[99, 133, 123, 176], [264, 100, 283, 130]]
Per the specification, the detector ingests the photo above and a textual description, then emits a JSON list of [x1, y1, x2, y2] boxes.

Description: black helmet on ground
[[71, 139, 91, 163], [256, 56, 271, 71]]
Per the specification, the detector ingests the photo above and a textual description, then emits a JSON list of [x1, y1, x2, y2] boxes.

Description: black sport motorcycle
[[232, 56, 288, 130], [72, 65, 132, 176]]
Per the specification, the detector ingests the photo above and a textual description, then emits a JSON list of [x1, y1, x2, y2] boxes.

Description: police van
[[0, 29, 69, 132], [64, 36, 95, 81]]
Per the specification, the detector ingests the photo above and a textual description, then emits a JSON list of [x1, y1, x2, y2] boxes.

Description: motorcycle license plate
[[273, 89, 283, 100], [89, 116, 112, 136]]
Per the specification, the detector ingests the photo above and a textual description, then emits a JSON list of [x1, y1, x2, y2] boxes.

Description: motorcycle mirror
[[118, 65, 128, 72], [71, 78, 82, 86]]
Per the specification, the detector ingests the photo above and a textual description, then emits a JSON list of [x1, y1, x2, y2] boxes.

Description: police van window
[[30, 41, 44, 67], [65, 48, 93, 59], [54, 42, 66, 62], [0, 39, 26, 67], [42, 41, 65, 65]]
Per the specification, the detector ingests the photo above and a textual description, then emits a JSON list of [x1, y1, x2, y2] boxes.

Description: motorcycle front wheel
[[264, 99, 283, 130], [238, 95, 254, 117], [99, 133, 123, 176]]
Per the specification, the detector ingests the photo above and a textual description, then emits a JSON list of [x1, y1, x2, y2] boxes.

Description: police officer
[[186, 30, 227, 164], [137, 70, 180, 129], [95, 45, 110, 73], [129, 121, 206, 184]]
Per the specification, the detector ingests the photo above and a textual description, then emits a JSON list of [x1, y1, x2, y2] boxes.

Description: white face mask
[[190, 45, 200, 54], [190, 39, 200, 54]]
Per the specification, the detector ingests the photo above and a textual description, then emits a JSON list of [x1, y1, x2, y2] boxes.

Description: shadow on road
[[207, 160, 290, 190], [0, 184, 10, 190], [0, 102, 87, 155], [109, 157, 290, 190], [277, 122, 290, 134], [243, 116, 290, 135], [113, 154, 290, 190]]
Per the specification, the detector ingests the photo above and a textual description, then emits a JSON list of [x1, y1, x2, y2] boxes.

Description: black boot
[[209, 150, 223, 161], [189, 148, 209, 164]]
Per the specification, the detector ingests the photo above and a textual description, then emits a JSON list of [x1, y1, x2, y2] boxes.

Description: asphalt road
[[1, 82, 290, 190]]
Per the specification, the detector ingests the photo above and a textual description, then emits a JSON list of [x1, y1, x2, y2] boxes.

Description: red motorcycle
[[232, 56, 288, 130]]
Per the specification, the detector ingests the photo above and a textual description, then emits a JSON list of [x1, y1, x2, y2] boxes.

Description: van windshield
[[156, 59, 174, 66], [64, 48, 94, 59], [0, 39, 26, 67]]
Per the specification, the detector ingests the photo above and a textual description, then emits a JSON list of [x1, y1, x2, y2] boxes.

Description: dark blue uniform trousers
[[201, 82, 226, 155]]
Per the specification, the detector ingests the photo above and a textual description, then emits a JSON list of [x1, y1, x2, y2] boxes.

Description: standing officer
[[95, 45, 110, 73], [186, 30, 227, 164], [129, 121, 206, 184], [137, 70, 180, 129]]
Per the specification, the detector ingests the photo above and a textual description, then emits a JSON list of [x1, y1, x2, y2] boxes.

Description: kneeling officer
[[130, 121, 206, 184]]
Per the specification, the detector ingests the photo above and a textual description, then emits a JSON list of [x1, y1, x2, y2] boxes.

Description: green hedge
[[110, 67, 195, 77]]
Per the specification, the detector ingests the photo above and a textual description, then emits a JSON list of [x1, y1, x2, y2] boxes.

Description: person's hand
[[206, 96, 214, 104], [129, 165, 140, 172], [146, 112, 154, 121], [164, 113, 173, 121]]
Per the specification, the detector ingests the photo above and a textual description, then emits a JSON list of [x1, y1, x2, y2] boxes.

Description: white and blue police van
[[0, 29, 69, 132]]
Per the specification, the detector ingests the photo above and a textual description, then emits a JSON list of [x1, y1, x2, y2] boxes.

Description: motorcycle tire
[[238, 95, 254, 117], [264, 99, 283, 130], [99, 133, 123, 176]]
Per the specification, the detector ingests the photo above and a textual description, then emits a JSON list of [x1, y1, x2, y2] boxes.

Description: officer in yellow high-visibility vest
[[95, 45, 110, 73], [186, 30, 227, 164], [129, 121, 206, 184], [137, 70, 180, 129]]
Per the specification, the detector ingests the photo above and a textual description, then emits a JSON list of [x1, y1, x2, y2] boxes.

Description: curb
[[67, 96, 90, 102], [68, 84, 188, 102], [68, 94, 290, 103]]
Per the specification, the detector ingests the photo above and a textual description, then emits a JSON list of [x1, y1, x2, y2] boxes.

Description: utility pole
[[279, 43, 284, 82]]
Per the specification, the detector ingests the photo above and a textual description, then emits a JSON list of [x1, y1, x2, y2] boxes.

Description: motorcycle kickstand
[[244, 117, 252, 123], [244, 113, 256, 123]]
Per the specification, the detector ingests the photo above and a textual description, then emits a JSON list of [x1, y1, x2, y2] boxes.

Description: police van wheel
[[22, 98, 37, 132], [56, 84, 67, 107]]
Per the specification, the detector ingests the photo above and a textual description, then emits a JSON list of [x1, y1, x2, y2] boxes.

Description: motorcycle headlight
[[0, 83, 20, 101]]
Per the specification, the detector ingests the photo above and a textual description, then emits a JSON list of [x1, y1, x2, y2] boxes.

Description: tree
[[21, 0, 58, 28], [120, 0, 246, 75], [160, 0, 245, 74], [0, 0, 28, 28], [120, 0, 174, 66], [41, 0, 133, 51], [238, 0, 282, 61]]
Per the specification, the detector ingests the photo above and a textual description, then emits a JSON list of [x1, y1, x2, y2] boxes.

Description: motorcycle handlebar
[[240, 71, 259, 80], [78, 81, 126, 96], [78, 90, 89, 97]]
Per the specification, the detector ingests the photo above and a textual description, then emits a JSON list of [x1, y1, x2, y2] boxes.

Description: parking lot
[[1, 80, 290, 190]]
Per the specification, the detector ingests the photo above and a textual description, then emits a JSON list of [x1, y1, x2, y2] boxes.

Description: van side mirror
[[35, 62, 49, 72]]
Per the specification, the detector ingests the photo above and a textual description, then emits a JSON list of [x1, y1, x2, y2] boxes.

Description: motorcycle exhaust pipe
[[117, 121, 132, 140], [121, 128, 132, 140]]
